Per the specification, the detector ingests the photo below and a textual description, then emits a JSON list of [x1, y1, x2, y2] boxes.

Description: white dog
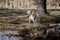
[[27, 11, 35, 24]]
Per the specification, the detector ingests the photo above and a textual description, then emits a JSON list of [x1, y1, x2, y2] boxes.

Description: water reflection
[[0, 36, 23, 40], [0, 31, 23, 40]]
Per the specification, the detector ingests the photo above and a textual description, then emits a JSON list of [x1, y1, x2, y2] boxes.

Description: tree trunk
[[35, 0, 47, 17]]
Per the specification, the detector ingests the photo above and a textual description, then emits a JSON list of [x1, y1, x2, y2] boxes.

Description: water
[[0, 30, 23, 40], [0, 36, 23, 40]]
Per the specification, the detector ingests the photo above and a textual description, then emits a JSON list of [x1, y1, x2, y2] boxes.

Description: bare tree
[[0, 0, 6, 8], [35, 0, 47, 17]]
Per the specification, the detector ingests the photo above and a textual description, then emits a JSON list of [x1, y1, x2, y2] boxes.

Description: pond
[[0, 30, 23, 40]]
